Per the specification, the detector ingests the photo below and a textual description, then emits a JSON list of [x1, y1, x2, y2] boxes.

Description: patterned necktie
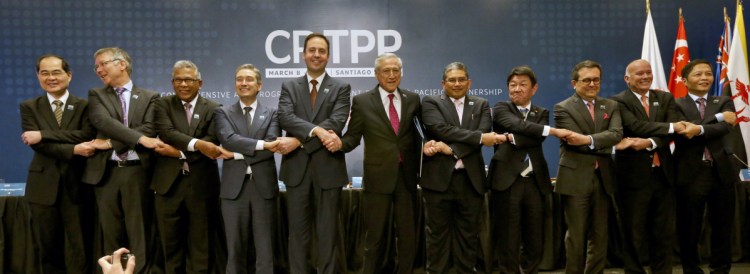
[[520, 108, 529, 120], [453, 98, 464, 169], [387, 94, 399, 134], [244, 106, 253, 132], [52, 100, 63, 126], [696, 98, 713, 161], [114, 87, 129, 160], [310, 79, 318, 110], [641, 95, 660, 166], [184, 102, 192, 126]]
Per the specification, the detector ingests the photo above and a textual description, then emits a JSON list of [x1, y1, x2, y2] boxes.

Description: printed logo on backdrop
[[265, 30, 402, 78]]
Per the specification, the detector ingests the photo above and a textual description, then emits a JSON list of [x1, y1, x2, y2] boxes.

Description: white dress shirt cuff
[[187, 138, 198, 151], [256, 140, 265, 151], [588, 135, 595, 149], [542, 125, 550, 137], [234, 153, 244, 160], [668, 123, 674, 134], [646, 138, 657, 151], [715, 113, 724, 122]]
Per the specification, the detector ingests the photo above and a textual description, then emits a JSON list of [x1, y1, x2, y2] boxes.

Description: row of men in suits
[[20, 40, 742, 274]]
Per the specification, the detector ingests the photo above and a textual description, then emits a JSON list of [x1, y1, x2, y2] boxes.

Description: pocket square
[[603, 112, 609, 120]]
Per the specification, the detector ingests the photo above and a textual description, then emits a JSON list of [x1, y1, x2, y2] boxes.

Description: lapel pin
[[67, 105, 75, 110], [529, 111, 536, 117], [713, 98, 719, 103], [259, 115, 266, 120], [193, 114, 200, 119], [132, 95, 139, 100], [653, 102, 659, 107], [600, 105, 606, 110], [468, 101, 474, 106], [324, 88, 330, 94]]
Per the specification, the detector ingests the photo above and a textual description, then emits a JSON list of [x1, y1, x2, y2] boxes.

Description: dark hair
[[36, 54, 70, 73], [443, 62, 469, 81], [681, 59, 711, 80], [507, 65, 537, 86], [570, 60, 601, 81], [303, 32, 329, 52]]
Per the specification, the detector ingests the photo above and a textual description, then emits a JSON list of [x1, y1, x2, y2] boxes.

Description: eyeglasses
[[379, 68, 401, 76], [93, 59, 121, 71], [577, 77, 601, 85], [445, 77, 468, 84], [38, 70, 66, 78], [173, 78, 199, 85]]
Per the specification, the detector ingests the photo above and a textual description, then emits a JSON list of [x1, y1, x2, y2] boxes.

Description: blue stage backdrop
[[0, 0, 742, 182]]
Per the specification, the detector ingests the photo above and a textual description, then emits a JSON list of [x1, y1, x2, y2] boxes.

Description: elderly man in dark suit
[[554, 60, 623, 274], [335, 53, 421, 274], [276, 33, 351, 274], [673, 59, 739, 274], [215, 64, 281, 274], [150, 60, 223, 273], [20, 54, 96, 273], [83, 47, 163, 273], [610, 59, 689, 274], [489, 66, 572, 274], [421, 62, 496, 273]]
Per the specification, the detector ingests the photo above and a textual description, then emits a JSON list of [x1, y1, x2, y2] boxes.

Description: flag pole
[[646, 0, 650, 14]]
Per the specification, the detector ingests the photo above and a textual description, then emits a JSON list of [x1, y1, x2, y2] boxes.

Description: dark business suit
[[611, 89, 681, 274], [488, 101, 552, 274], [553, 94, 622, 274], [674, 95, 737, 274], [215, 101, 280, 274], [20, 94, 95, 273], [278, 74, 350, 274], [83, 85, 159, 273], [340, 86, 421, 274], [421, 94, 491, 273], [150, 95, 221, 273]]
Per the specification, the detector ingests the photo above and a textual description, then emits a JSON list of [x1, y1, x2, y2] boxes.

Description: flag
[[668, 12, 690, 98], [714, 11, 731, 96], [727, 2, 750, 164], [641, 10, 669, 92]]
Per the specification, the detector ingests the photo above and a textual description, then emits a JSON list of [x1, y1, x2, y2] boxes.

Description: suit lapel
[[249, 104, 269, 137], [572, 96, 595, 132], [104, 86, 125, 122], [170, 96, 190, 134], [441, 95, 462, 127], [462, 97, 475, 128], [228, 102, 250, 136], [38, 96, 59, 129], [187, 96, 208, 136], [127, 87, 145, 127], [528, 104, 542, 123], [593, 98, 607, 132], [625, 91, 649, 121], [368, 89, 394, 135], [298, 77, 313, 120], [396, 90, 412, 135], [60, 96, 79, 128], [704, 96, 721, 121], [311, 75, 332, 120], [679, 97, 702, 120]]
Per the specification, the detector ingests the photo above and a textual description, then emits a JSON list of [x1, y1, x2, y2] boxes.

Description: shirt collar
[[182, 95, 199, 107], [47, 90, 70, 105], [378, 86, 400, 101], [451, 96, 465, 104], [116, 80, 134, 92], [688, 92, 708, 103], [515, 102, 531, 110], [306, 72, 326, 85], [239, 99, 258, 111], [631, 90, 649, 101]]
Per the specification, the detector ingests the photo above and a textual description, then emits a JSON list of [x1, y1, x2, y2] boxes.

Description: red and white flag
[[728, 2, 750, 164], [641, 10, 669, 92], [668, 12, 690, 98]]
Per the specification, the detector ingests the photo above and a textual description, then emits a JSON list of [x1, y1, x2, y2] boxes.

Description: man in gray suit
[[337, 53, 421, 274], [20, 54, 96, 273], [215, 64, 281, 274], [83, 47, 162, 273], [276, 33, 351, 274], [421, 62, 496, 273], [151, 60, 223, 273], [554, 60, 623, 274]]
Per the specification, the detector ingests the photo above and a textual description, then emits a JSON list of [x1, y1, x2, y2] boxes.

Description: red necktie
[[640, 96, 660, 166], [310, 79, 318, 110], [388, 94, 399, 134]]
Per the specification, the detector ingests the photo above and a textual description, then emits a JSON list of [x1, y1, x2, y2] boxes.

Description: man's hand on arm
[[138, 136, 163, 149], [21, 131, 42, 145], [565, 132, 592, 146], [275, 137, 301, 155], [154, 143, 181, 158], [73, 142, 96, 157], [481, 132, 498, 147], [550, 127, 573, 139], [323, 129, 342, 152], [88, 139, 113, 150], [615, 137, 634, 150], [195, 140, 223, 159], [722, 111, 737, 125], [629, 137, 653, 151]]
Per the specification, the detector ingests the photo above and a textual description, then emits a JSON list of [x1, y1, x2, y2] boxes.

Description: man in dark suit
[[673, 59, 738, 274], [610, 59, 688, 274], [336, 53, 420, 274], [489, 66, 572, 274], [421, 62, 495, 273], [150, 60, 223, 273], [276, 33, 351, 274], [553, 60, 623, 274], [83, 47, 163, 273], [215, 64, 281, 274], [20, 54, 96, 273]]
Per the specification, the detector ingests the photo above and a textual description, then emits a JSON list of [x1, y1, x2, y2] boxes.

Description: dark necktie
[[244, 106, 253, 132], [310, 79, 318, 110], [520, 108, 529, 120], [388, 93, 399, 134], [52, 100, 63, 126], [519, 108, 533, 175], [696, 98, 713, 161], [184, 102, 192, 126]]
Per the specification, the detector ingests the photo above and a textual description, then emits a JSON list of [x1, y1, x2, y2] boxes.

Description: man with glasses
[[83, 47, 162, 273], [421, 62, 495, 273], [554, 60, 623, 274], [20, 54, 96, 273], [150, 60, 223, 273]]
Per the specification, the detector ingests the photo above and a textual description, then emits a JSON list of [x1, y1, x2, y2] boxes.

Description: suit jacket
[[21, 94, 95, 205], [611, 89, 681, 188], [340, 86, 422, 194], [215, 101, 280, 200], [553, 94, 622, 196], [277, 74, 350, 189], [488, 101, 552, 195], [150, 95, 221, 197], [673, 95, 738, 186], [420, 94, 491, 194], [83, 85, 159, 184]]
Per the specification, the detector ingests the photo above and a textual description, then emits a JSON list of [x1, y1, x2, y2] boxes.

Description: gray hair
[[94, 47, 132, 75], [443, 62, 469, 80], [374, 53, 402, 71], [173, 60, 202, 80]]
